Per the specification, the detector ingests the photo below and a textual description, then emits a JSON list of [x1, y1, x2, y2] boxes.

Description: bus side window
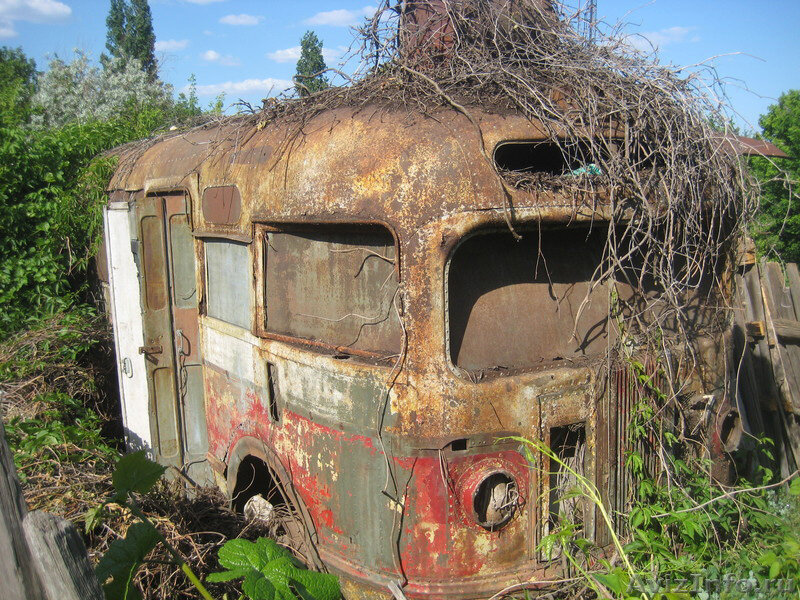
[[205, 239, 251, 329], [262, 225, 400, 355]]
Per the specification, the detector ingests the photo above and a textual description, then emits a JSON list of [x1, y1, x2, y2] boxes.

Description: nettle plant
[[91, 451, 340, 600]]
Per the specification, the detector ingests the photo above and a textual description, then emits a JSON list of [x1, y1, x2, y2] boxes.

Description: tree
[[751, 90, 800, 262], [0, 46, 37, 126], [295, 31, 329, 97], [30, 51, 172, 129], [126, 0, 156, 79], [105, 0, 126, 60], [104, 0, 157, 79]]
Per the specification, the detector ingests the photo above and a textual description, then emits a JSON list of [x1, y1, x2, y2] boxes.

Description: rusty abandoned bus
[[97, 0, 790, 588], [98, 103, 754, 599]]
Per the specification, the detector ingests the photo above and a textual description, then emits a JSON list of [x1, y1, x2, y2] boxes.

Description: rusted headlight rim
[[470, 469, 520, 531]]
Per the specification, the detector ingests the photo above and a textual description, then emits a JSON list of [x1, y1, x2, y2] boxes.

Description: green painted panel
[[153, 366, 180, 459]]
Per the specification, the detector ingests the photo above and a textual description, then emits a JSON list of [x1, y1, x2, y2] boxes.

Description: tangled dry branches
[[254, 1, 756, 361], [0, 312, 114, 420]]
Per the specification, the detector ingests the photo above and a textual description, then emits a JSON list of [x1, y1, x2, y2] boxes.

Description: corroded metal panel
[[202, 185, 241, 225], [264, 226, 400, 355], [104, 103, 731, 600]]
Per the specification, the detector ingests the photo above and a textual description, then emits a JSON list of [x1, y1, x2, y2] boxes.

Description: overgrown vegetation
[[750, 89, 800, 262], [521, 431, 800, 600], [0, 4, 232, 597]]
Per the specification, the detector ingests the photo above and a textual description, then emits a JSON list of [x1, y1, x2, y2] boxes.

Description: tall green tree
[[105, 0, 126, 59], [295, 31, 329, 97], [751, 90, 800, 262], [104, 0, 157, 79], [0, 46, 36, 125], [127, 0, 156, 78]]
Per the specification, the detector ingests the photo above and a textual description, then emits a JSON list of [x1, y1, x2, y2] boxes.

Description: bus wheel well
[[230, 455, 286, 513], [228, 454, 323, 570]]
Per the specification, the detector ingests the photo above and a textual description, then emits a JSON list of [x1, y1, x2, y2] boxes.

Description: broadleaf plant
[[95, 522, 161, 600], [208, 537, 340, 600], [92, 451, 214, 600], [111, 449, 166, 501]]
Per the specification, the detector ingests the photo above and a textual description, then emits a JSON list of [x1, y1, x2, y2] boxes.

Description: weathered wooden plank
[[773, 318, 800, 343], [0, 415, 46, 600], [785, 263, 800, 319], [755, 263, 799, 475], [743, 265, 781, 409], [763, 262, 800, 414], [23, 511, 104, 600], [733, 271, 766, 440], [742, 264, 791, 475]]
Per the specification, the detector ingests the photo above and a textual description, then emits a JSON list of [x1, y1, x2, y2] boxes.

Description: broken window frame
[[444, 224, 613, 378], [253, 221, 402, 361]]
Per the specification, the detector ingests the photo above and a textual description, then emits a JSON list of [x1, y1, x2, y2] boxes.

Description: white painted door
[[104, 202, 153, 453]]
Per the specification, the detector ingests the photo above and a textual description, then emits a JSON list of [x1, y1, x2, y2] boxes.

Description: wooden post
[[23, 511, 104, 600], [0, 410, 103, 600], [0, 412, 46, 600]]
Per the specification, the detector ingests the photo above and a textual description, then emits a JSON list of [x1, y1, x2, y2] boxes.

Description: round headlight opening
[[473, 471, 518, 531]]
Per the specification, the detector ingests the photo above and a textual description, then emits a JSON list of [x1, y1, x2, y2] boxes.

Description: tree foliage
[[295, 31, 329, 97], [0, 46, 176, 335], [0, 46, 37, 126], [751, 90, 800, 262], [104, 0, 157, 79], [30, 51, 172, 129]]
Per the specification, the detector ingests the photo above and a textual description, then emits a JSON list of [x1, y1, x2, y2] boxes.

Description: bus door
[[138, 192, 211, 485]]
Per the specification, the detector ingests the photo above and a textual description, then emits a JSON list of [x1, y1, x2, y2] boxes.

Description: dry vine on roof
[[262, 1, 755, 363], [254, 1, 762, 488]]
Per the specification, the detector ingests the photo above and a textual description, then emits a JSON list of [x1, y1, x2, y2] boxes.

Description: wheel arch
[[226, 435, 325, 570]]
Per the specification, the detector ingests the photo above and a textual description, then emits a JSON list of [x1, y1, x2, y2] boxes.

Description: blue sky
[[1, 0, 798, 130]]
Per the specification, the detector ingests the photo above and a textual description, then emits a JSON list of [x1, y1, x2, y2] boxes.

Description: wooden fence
[[0, 408, 103, 600], [734, 258, 800, 477]]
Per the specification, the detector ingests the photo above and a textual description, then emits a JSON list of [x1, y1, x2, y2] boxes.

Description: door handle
[[121, 357, 133, 378], [176, 329, 186, 356]]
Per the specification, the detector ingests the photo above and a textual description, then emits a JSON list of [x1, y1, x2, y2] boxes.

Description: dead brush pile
[[0, 311, 113, 421], [257, 0, 758, 366]]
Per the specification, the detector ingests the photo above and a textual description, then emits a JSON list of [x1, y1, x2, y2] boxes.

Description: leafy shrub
[[30, 52, 173, 129]]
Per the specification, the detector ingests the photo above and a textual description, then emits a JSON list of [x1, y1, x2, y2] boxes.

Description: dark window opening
[[448, 227, 610, 372], [494, 141, 599, 175], [544, 424, 587, 557], [266, 362, 279, 423], [449, 438, 468, 452]]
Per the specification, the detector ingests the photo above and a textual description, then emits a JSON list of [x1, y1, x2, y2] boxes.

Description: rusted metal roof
[[716, 133, 790, 158]]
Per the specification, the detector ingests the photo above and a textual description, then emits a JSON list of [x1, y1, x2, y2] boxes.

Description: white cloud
[[155, 38, 188, 52], [202, 49, 240, 66], [220, 13, 262, 26], [0, 0, 71, 37], [267, 45, 342, 64], [267, 46, 300, 63], [628, 26, 697, 51], [192, 78, 293, 97], [0, 19, 15, 36], [304, 5, 376, 27]]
